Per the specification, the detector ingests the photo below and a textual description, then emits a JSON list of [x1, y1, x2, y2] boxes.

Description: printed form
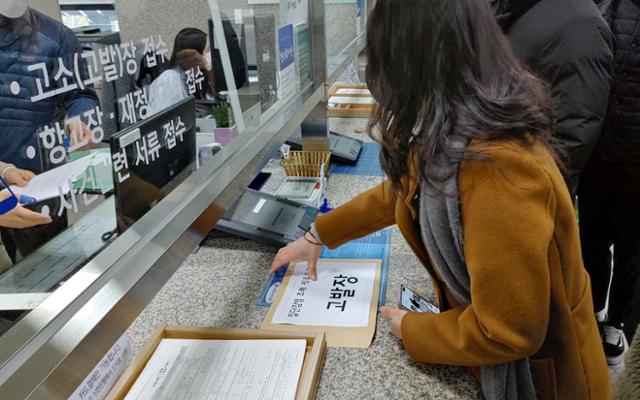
[[6, 155, 94, 202], [124, 339, 306, 400], [272, 260, 376, 328]]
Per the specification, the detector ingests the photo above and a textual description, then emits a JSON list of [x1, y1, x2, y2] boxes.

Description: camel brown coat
[[315, 139, 610, 399]]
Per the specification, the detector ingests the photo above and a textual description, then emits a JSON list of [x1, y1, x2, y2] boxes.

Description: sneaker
[[602, 323, 628, 365]]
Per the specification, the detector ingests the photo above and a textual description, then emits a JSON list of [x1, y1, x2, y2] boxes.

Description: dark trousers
[[579, 152, 640, 342]]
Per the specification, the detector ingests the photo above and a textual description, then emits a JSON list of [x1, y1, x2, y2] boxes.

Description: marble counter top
[[125, 117, 483, 399]]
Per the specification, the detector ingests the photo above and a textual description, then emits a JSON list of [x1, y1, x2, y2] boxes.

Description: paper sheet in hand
[[272, 260, 376, 328], [124, 338, 306, 400], [8, 155, 94, 202]]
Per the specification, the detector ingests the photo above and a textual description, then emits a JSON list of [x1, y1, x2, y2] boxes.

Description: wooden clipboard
[[262, 259, 381, 348]]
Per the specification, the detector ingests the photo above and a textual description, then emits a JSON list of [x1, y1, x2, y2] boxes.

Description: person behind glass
[[148, 27, 215, 115], [271, 0, 609, 399], [0, 0, 99, 262], [579, 0, 640, 367]]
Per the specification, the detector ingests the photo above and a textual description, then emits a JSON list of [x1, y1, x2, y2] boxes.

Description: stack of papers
[[335, 88, 371, 96], [125, 339, 306, 400], [328, 96, 376, 107]]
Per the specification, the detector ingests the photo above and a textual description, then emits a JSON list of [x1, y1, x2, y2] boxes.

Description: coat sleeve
[[57, 28, 101, 119], [400, 148, 555, 366], [541, 18, 613, 192], [314, 179, 397, 249]]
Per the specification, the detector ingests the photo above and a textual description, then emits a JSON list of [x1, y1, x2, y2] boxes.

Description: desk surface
[[125, 117, 483, 399]]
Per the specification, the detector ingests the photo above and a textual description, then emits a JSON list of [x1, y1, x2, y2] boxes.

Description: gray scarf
[[418, 142, 537, 400]]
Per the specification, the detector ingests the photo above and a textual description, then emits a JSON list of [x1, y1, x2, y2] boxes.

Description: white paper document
[[272, 260, 376, 328], [124, 339, 306, 400], [0, 292, 50, 310], [7, 155, 94, 202], [336, 88, 371, 96], [328, 96, 375, 106]]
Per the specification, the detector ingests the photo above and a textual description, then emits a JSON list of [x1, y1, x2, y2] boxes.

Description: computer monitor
[[109, 97, 197, 233]]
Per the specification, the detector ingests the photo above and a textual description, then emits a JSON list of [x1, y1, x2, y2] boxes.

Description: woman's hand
[[0, 192, 52, 229], [380, 306, 409, 339], [175, 49, 208, 70], [3, 168, 35, 187], [271, 233, 324, 280]]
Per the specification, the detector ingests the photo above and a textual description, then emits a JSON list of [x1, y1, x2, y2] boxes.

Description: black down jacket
[[493, 0, 614, 192], [595, 0, 640, 162]]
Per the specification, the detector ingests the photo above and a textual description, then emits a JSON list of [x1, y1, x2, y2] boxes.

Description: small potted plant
[[213, 102, 236, 145]]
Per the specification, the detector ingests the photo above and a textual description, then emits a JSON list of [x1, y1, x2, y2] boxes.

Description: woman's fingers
[[271, 246, 294, 272], [21, 170, 36, 183], [379, 306, 393, 317], [15, 206, 52, 226], [270, 237, 323, 279], [3, 168, 35, 187], [0, 206, 52, 229], [307, 258, 318, 281], [379, 306, 408, 339]]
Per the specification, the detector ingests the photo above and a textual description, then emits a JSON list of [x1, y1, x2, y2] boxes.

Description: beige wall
[[114, 0, 210, 52], [30, 0, 62, 22]]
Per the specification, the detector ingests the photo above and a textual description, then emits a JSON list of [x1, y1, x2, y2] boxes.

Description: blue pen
[[20, 195, 37, 205], [0, 175, 37, 205]]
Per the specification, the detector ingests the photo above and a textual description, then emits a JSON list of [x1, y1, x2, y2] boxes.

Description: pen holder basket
[[281, 151, 331, 177]]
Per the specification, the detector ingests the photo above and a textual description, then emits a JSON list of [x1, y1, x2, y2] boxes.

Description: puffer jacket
[[595, 0, 640, 162], [492, 0, 614, 193], [0, 8, 98, 173]]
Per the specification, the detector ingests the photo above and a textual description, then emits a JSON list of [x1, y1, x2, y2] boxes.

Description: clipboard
[[262, 259, 381, 348], [106, 326, 326, 400]]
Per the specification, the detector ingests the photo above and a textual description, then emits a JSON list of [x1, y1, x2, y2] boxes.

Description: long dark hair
[[169, 27, 213, 99], [366, 0, 555, 192]]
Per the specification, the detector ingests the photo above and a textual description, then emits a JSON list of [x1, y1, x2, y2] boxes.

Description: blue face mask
[[0, 175, 18, 216]]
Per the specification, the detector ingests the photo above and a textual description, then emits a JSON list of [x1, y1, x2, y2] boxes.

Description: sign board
[[69, 334, 131, 400], [286, 0, 309, 26], [278, 24, 296, 101]]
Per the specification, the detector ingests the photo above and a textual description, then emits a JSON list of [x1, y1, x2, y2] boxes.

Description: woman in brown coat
[[271, 0, 610, 398]]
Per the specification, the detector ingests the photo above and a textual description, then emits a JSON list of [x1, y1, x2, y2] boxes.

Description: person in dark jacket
[[579, 0, 640, 366], [0, 4, 99, 173], [0, 2, 99, 262], [492, 0, 614, 193]]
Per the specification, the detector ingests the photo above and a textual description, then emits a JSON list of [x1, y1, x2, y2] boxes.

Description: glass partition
[[0, 1, 381, 395], [0, 0, 316, 342], [211, 0, 314, 134], [325, 0, 365, 78]]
